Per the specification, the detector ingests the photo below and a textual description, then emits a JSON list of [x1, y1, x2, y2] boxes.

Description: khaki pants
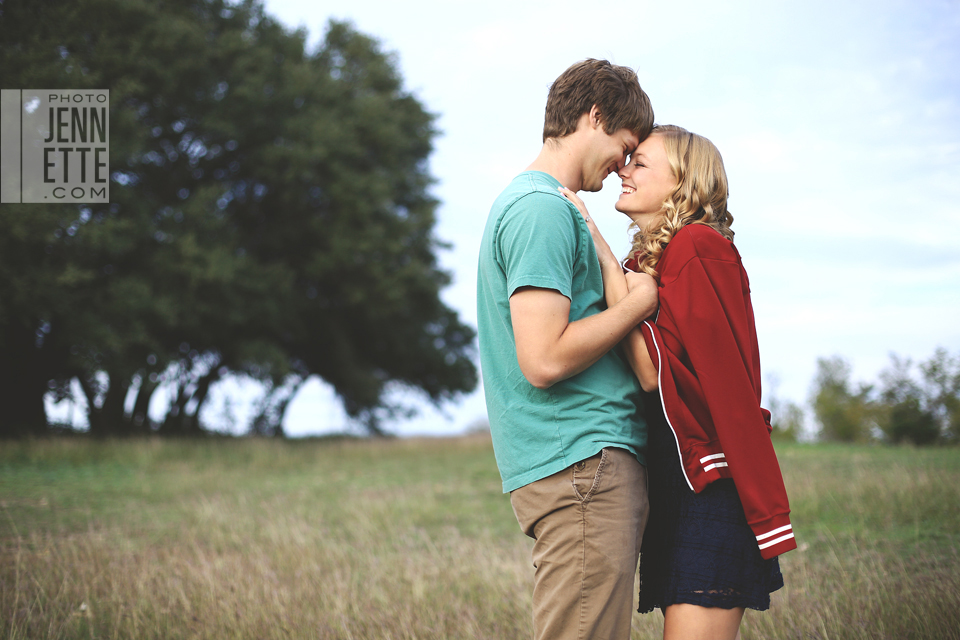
[[510, 447, 649, 640]]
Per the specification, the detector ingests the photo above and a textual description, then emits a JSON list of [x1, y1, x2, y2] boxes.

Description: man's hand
[[625, 271, 657, 307], [621, 271, 659, 391]]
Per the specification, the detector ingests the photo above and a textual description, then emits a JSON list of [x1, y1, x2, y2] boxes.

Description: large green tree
[[0, 0, 476, 436]]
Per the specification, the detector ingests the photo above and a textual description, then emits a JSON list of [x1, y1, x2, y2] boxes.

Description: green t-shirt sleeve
[[498, 192, 579, 300]]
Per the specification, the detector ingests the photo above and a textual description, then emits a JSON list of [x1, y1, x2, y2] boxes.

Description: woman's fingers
[[557, 187, 620, 269], [557, 187, 591, 221]]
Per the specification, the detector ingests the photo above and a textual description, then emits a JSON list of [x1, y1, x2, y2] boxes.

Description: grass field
[[1, 436, 958, 639]]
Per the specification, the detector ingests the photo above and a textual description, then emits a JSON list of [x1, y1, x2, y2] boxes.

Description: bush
[[810, 356, 875, 442], [885, 397, 940, 445], [878, 349, 960, 445]]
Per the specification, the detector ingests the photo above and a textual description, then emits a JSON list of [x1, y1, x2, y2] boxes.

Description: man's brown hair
[[542, 59, 654, 143]]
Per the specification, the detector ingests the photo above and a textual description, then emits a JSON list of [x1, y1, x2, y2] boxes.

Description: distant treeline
[[768, 347, 960, 445]]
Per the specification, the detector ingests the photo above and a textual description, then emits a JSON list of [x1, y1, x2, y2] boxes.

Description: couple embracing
[[477, 59, 796, 640]]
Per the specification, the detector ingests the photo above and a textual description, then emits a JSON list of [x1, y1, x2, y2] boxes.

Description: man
[[476, 59, 658, 640]]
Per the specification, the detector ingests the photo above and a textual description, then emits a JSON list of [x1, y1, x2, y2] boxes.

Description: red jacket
[[625, 224, 797, 560]]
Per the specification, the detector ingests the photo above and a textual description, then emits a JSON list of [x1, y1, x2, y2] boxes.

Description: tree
[[877, 354, 939, 445], [877, 348, 960, 445], [765, 374, 802, 442], [810, 356, 875, 442], [919, 348, 960, 442], [0, 0, 476, 437]]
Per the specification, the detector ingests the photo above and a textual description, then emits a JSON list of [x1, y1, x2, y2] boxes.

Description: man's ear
[[589, 104, 603, 130]]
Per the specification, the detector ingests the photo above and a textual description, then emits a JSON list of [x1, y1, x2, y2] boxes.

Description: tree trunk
[[158, 379, 190, 435], [79, 374, 106, 437], [183, 365, 220, 435], [100, 373, 131, 436], [0, 322, 50, 437], [271, 377, 306, 438], [131, 376, 158, 430]]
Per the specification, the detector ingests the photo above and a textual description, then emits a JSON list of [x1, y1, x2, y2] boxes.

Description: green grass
[[1, 437, 958, 639]]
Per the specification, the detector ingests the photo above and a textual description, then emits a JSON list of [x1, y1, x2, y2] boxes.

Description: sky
[[45, 0, 960, 437]]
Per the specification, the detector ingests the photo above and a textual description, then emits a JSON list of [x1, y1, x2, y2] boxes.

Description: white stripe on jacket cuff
[[758, 532, 795, 550], [756, 524, 793, 541]]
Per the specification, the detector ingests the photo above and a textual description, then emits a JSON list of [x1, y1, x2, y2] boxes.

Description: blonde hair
[[629, 125, 734, 278]]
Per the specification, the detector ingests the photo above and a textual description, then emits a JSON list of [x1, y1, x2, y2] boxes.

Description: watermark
[[1, 90, 109, 203]]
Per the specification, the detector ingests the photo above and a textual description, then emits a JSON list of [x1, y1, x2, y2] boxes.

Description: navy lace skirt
[[638, 401, 784, 613]]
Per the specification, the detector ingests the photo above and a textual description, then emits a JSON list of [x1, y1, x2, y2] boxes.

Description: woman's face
[[614, 134, 677, 228]]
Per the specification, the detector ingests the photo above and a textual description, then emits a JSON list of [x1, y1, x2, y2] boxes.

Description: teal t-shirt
[[477, 171, 647, 493]]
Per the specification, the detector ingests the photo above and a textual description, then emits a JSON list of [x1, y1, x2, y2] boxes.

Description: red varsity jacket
[[625, 223, 797, 560]]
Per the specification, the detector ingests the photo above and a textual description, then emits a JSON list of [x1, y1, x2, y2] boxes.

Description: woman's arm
[[623, 274, 660, 392], [559, 187, 659, 391]]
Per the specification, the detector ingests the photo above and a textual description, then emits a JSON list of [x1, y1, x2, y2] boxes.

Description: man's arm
[[510, 280, 658, 389]]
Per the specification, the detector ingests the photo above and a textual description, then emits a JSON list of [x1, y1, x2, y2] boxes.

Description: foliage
[[877, 348, 960, 445], [919, 347, 960, 441], [769, 400, 802, 442], [809, 356, 876, 442], [809, 349, 960, 445], [765, 374, 802, 442], [0, 0, 476, 437]]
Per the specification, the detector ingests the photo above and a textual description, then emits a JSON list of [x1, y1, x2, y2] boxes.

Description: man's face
[[582, 128, 640, 193]]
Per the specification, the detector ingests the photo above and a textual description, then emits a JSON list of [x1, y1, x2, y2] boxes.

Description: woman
[[560, 125, 796, 640]]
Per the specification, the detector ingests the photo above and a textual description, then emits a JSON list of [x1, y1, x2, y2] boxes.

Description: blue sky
[[260, 0, 960, 436], [43, 0, 960, 436]]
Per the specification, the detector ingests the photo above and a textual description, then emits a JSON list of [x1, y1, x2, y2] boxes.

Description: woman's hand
[[558, 187, 618, 269]]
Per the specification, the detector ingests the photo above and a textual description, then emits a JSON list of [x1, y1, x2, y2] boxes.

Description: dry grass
[[1, 437, 958, 639]]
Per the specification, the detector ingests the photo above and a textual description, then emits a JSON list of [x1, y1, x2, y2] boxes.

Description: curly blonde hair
[[629, 125, 734, 278]]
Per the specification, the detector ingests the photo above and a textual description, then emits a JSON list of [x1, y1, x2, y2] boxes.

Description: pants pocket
[[572, 449, 607, 503]]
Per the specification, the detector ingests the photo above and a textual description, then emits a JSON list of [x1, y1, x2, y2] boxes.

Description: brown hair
[[543, 59, 654, 143], [630, 125, 734, 278]]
